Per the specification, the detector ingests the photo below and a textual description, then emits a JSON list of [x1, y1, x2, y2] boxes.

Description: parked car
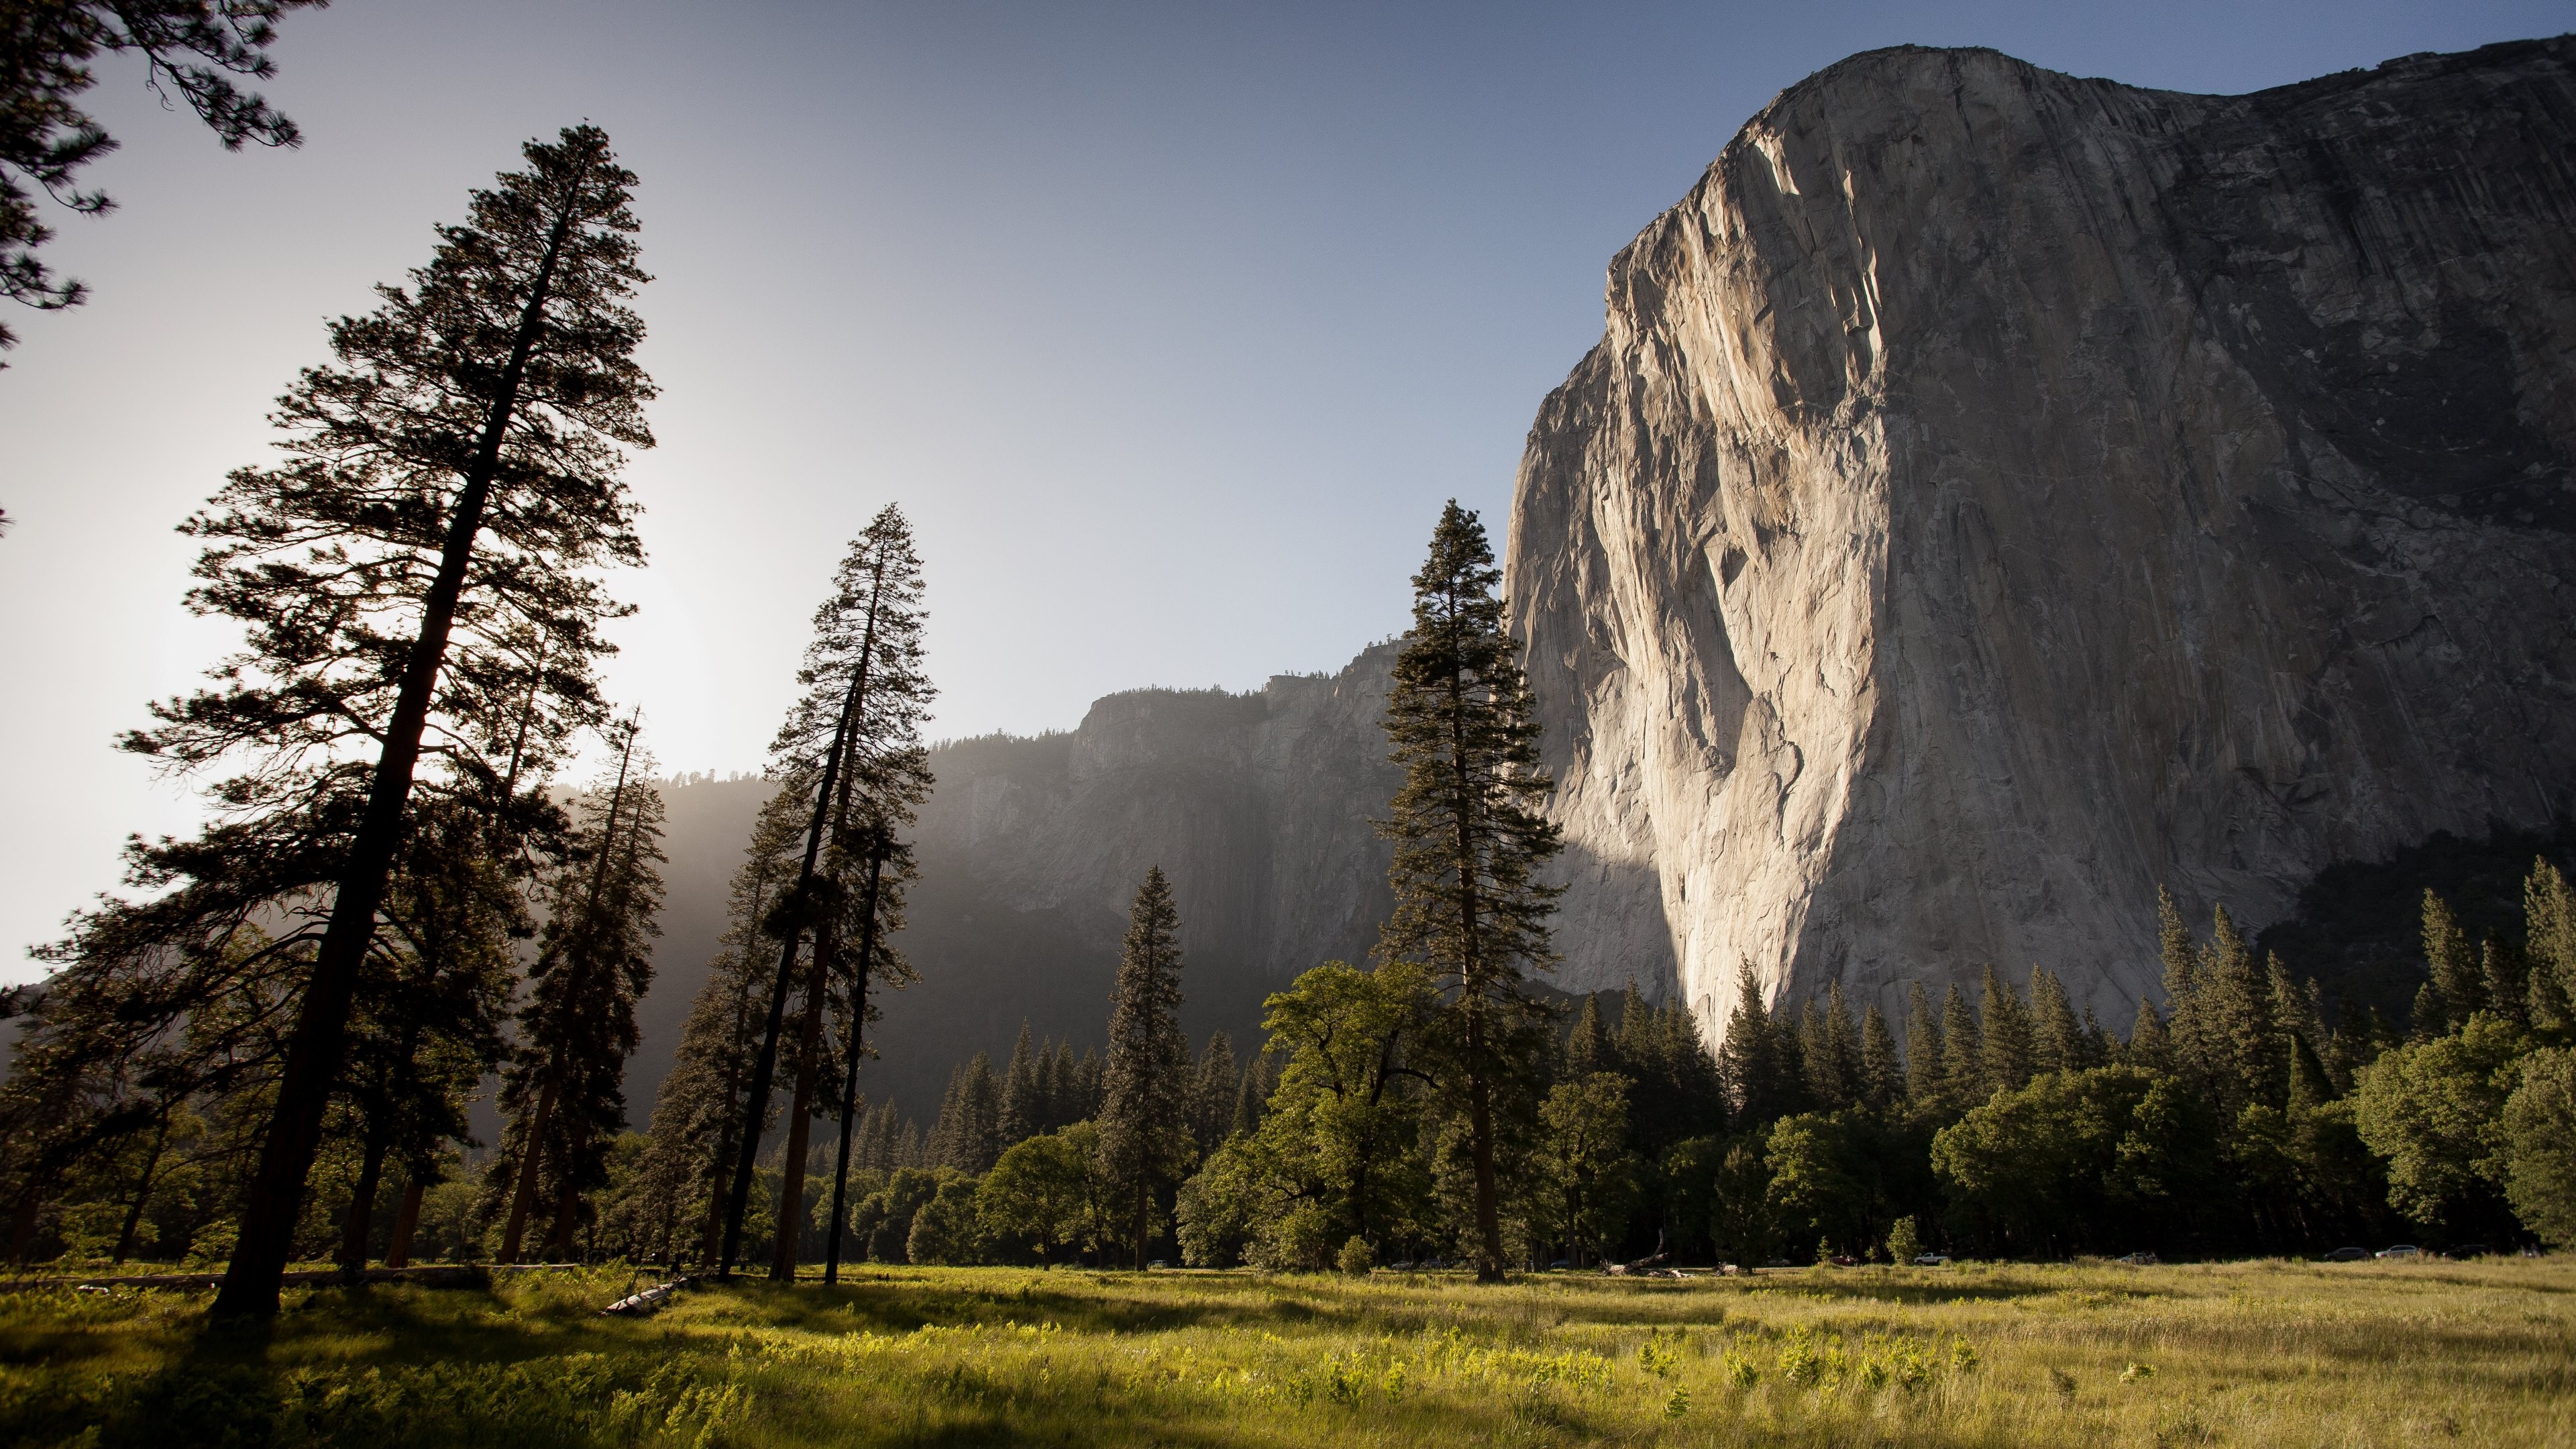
[[2114, 1251, 2160, 1266], [1912, 1252, 1952, 1267], [2321, 1246, 2371, 1262], [2375, 1244, 2423, 1260], [1829, 1254, 1859, 1267], [2445, 1244, 2489, 1259]]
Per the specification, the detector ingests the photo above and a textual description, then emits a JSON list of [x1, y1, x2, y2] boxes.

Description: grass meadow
[[1, 1257, 2569, 1448]]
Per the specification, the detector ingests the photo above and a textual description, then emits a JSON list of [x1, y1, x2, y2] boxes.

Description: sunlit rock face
[[1505, 40, 2576, 1044]]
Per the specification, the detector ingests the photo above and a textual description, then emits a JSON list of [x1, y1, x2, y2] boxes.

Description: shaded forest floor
[[3, 1258, 2571, 1447]]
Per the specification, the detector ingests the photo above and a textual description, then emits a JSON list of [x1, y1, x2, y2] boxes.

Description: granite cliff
[[1505, 40, 2576, 1042]]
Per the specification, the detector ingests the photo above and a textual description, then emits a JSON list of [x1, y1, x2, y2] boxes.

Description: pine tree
[[494, 720, 666, 1260], [1375, 502, 1562, 1283], [180, 125, 654, 1317], [2030, 969, 2085, 1075], [332, 801, 521, 1270], [997, 1024, 1044, 1146], [1978, 967, 2035, 1097], [2199, 908, 2281, 1114], [1188, 1033, 1241, 1156], [936, 1054, 1003, 1173], [1099, 868, 1191, 1269], [2126, 998, 2174, 1073], [1232, 1051, 1277, 1138], [1046, 1042, 1080, 1130], [1801, 983, 1862, 1110], [2157, 888, 2207, 1086], [1717, 963, 1804, 1132], [1073, 1049, 1106, 1124], [1902, 983, 1947, 1112], [632, 782, 802, 1265], [720, 505, 934, 1279], [1565, 996, 1616, 1079], [2420, 890, 2481, 1032], [1939, 985, 1983, 1108], [2526, 859, 2576, 1032], [1859, 1003, 1904, 1109]]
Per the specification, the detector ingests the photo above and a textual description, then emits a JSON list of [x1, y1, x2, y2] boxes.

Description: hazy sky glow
[[3, 0, 2568, 979]]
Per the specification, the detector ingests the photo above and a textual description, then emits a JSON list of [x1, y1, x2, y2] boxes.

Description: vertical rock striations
[[1504, 40, 2576, 1042]]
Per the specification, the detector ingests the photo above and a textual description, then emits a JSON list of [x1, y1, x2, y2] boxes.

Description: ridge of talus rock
[[1504, 39, 2576, 1043]]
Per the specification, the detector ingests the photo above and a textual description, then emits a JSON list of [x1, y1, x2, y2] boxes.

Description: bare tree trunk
[[769, 944, 832, 1279], [338, 1127, 390, 1274], [822, 850, 887, 1285], [498, 1078, 559, 1262], [8, 1193, 41, 1265], [385, 1176, 425, 1268], [213, 199, 585, 1321], [112, 1114, 172, 1265], [548, 1134, 586, 1260]]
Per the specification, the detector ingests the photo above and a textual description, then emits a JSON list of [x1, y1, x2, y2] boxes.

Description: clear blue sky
[[2, 0, 2567, 977]]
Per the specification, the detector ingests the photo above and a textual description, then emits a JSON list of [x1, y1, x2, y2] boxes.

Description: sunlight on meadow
[[3, 1258, 2570, 1448]]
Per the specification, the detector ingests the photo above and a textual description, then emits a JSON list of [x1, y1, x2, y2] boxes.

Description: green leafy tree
[[1536, 1072, 1638, 1265], [1931, 1065, 2219, 1257], [1099, 867, 1192, 1269], [2351, 1015, 2524, 1233], [1253, 960, 1435, 1246], [979, 1125, 1111, 1265], [905, 1177, 985, 1265], [2501, 1047, 2576, 1247], [1376, 501, 1562, 1282]]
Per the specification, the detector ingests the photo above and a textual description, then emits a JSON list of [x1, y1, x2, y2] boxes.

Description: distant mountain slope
[[628, 645, 1404, 1123]]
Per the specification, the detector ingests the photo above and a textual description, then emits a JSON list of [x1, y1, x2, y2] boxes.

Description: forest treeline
[[505, 861, 2576, 1275]]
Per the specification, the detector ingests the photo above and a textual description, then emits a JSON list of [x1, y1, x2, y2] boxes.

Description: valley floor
[[1, 1257, 2569, 1448]]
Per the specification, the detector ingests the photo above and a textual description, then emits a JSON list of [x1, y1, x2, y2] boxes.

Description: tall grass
[[3, 1258, 2569, 1446]]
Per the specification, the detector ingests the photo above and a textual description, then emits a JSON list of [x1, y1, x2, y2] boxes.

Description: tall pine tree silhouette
[[121, 125, 655, 1318], [1375, 501, 1561, 1282], [1099, 867, 1190, 1270], [494, 718, 666, 1261], [720, 504, 932, 1279]]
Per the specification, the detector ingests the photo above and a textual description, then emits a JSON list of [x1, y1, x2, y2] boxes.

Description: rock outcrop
[[1506, 40, 2576, 1042]]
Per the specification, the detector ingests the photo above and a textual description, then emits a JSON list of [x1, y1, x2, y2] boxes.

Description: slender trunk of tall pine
[[822, 849, 887, 1284], [720, 566, 884, 1274], [501, 726, 637, 1261]]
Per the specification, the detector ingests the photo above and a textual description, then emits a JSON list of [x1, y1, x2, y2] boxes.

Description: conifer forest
[[3, 6, 2575, 1448]]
